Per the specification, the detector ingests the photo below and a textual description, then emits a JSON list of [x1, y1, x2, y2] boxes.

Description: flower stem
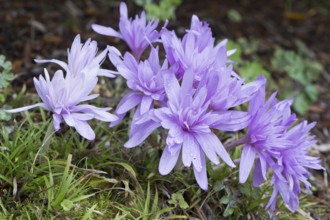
[[224, 136, 247, 151]]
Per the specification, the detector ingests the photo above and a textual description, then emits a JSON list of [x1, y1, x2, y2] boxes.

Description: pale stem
[[224, 136, 247, 151]]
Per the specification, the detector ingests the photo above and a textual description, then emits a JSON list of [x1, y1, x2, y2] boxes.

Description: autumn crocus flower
[[124, 69, 236, 190], [35, 35, 115, 78], [5, 35, 118, 140], [108, 46, 167, 127], [239, 75, 296, 185], [160, 15, 235, 81], [92, 2, 159, 60], [5, 67, 118, 140], [266, 121, 323, 212], [238, 75, 323, 212]]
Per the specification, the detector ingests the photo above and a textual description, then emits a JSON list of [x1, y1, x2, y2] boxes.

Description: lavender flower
[[92, 2, 159, 60], [161, 15, 234, 80], [35, 35, 115, 78], [200, 68, 264, 132], [5, 67, 118, 140], [148, 70, 235, 190], [238, 76, 323, 211], [108, 46, 167, 127], [266, 121, 323, 212], [5, 35, 118, 140], [238, 75, 296, 184]]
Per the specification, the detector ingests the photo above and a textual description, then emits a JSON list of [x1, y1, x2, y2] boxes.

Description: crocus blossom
[[132, 69, 236, 190], [266, 121, 323, 212], [5, 67, 117, 140], [200, 67, 264, 132], [239, 75, 323, 212], [5, 35, 118, 140], [35, 35, 115, 78], [238, 75, 296, 184], [160, 15, 235, 81], [108, 46, 167, 127], [92, 2, 159, 60]]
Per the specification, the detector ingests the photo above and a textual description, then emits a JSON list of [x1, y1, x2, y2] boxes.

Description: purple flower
[[199, 68, 264, 132], [239, 75, 296, 185], [161, 15, 233, 80], [238, 76, 323, 211], [5, 67, 118, 140], [35, 35, 115, 78], [266, 121, 323, 212], [5, 35, 118, 140], [148, 70, 235, 190], [92, 2, 159, 60], [108, 46, 167, 127]]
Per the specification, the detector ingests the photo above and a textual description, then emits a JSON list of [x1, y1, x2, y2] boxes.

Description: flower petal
[[182, 134, 200, 169], [116, 92, 142, 115], [63, 113, 76, 127], [193, 150, 208, 190], [109, 113, 126, 127], [159, 144, 181, 175], [52, 114, 62, 131], [253, 158, 266, 187], [73, 120, 95, 140], [211, 111, 250, 131], [239, 144, 256, 183], [140, 95, 153, 115], [124, 119, 160, 148], [76, 104, 118, 122], [163, 70, 180, 107], [4, 103, 47, 113], [195, 132, 235, 167], [34, 59, 68, 71], [194, 133, 220, 165], [91, 24, 122, 39]]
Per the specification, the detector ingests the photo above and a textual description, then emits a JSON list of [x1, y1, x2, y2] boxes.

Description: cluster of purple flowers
[[4, 1, 322, 214]]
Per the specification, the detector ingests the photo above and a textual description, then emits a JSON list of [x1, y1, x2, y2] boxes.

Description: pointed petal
[[4, 103, 47, 113], [34, 59, 68, 71], [75, 104, 118, 122], [52, 114, 62, 131], [159, 144, 181, 175], [91, 24, 122, 39], [163, 70, 180, 107], [63, 113, 76, 127], [211, 111, 250, 131], [109, 113, 126, 127], [239, 144, 256, 183], [72, 113, 94, 121], [119, 2, 128, 18], [140, 96, 153, 115], [181, 68, 194, 98], [193, 150, 208, 190], [248, 75, 266, 114], [97, 69, 117, 78], [154, 108, 177, 130], [196, 132, 235, 167], [124, 119, 160, 148], [182, 134, 200, 168], [194, 133, 220, 165], [73, 120, 95, 140], [266, 188, 278, 211], [253, 158, 266, 187], [116, 92, 142, 115]]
